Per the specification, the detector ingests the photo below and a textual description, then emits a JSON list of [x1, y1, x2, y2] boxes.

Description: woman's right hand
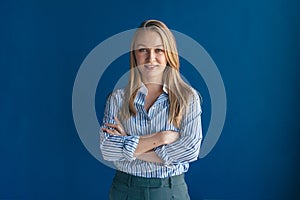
[[159, 131, 179, 145]]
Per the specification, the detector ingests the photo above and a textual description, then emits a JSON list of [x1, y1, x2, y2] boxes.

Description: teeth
[[145, 65, 156, 68]]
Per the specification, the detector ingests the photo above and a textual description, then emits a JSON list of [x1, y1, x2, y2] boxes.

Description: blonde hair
[[120, 19, 193, 127]]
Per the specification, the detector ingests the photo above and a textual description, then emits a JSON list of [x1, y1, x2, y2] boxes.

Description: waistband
[[113, 170, 186, 188]]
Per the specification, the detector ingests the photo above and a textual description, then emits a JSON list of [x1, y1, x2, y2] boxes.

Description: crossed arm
[[100, 91, 202, 165], [102, 116, 179, 163]]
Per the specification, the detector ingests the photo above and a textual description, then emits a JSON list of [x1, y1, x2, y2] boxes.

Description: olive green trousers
[[109, 171, 190, 200]]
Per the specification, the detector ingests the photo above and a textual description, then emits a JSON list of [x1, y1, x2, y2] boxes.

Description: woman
[[100, 19, 202, 200]]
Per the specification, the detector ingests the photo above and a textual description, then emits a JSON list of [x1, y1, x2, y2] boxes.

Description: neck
[[144, 83, 163, 93]]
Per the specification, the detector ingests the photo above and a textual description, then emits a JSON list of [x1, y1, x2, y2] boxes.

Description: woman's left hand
[[102, 116, 127, 136]]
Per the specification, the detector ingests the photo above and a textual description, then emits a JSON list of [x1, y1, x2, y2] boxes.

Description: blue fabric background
[[1, 0, 299, 199]]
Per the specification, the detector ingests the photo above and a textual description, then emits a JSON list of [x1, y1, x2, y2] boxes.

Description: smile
[[144, 64, 159, 70]]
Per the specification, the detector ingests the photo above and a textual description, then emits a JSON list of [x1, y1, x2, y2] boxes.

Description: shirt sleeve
[[99, 91, 140, 161], [154, 90, 202, 166]]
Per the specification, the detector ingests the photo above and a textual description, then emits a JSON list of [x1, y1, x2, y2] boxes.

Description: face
[[134, 30, 167, 84]]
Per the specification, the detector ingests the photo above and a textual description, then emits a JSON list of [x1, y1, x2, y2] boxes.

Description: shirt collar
[[138, 83, 169, 95], [162, 84, 168, 94]]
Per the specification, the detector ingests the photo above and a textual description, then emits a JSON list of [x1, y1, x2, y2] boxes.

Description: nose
[[148, 49, 156, 62]]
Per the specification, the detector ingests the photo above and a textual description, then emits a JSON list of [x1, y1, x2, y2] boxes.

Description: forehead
[[134, 30, 163, 48]]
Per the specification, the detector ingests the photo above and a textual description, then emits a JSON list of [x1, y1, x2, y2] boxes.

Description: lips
[[144, 64, 158, 70]]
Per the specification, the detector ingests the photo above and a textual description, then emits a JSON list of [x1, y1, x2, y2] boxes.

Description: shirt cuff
[[123, 136, 140, 161], [154, 145, 174, 167]]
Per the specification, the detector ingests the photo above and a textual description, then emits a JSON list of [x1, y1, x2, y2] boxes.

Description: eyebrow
[[136, 44, 164, 48]]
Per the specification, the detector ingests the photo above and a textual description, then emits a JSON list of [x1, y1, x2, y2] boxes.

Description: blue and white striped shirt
[[100, 84, 202, 178]]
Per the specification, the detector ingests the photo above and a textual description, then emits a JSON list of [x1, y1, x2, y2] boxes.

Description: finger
[[102, 128, 113, 134], [114, 117, 126, 134], [105, 123, 122, 134], [116, 125, 123, 134], [114, 116, 122, 125], [113, 129, 122, 135], [114, 117, 123, 131], [102, 128, 120, 136], [114, 116, 125, 130], [105, 123, 118, 129]]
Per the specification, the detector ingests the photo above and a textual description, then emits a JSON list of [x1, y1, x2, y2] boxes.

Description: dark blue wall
[[1, 0, 299, 199]]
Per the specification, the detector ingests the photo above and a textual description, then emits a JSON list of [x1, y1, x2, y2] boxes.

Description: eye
[[155, 49, 164, 53], [138, 48, 148, 53]]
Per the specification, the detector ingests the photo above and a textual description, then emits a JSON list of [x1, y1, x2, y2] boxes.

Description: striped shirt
[[100, 84, 202, 178]]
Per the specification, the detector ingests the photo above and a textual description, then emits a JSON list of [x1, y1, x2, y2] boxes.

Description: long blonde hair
[[120, 20, 193, 128]]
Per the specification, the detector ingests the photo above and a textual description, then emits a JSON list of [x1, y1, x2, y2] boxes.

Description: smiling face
[[134, 30, 167, 84]]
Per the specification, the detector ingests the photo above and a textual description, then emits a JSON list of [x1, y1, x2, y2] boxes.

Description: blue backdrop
[[1, 0, 299, 199]]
